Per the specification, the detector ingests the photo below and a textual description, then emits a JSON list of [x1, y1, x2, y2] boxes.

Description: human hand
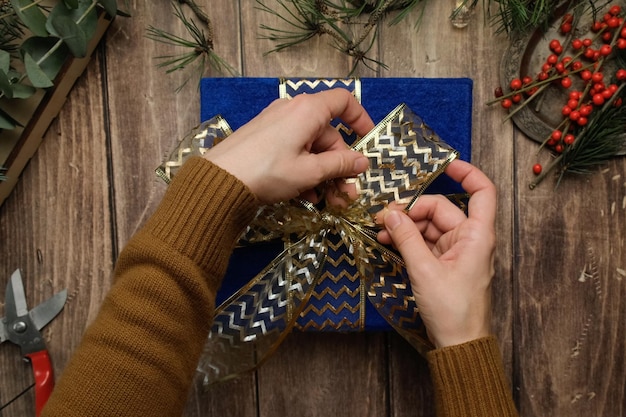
[[377, 160, 496, 349], [203, 89, 374, 204]]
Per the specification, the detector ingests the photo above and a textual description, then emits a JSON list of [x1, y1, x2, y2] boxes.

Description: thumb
[[383, 210, 438, 277], [313, 150, 369, 181]]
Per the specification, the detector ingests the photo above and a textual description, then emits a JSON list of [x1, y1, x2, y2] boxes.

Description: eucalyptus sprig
[[0, 0, 119, 132], [256, 0, 429, 75], [146, 1, 237, 92]]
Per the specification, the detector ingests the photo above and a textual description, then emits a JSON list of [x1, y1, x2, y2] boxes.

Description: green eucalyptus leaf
[[46, 0, 98, 42], [10, 0, 48, 37], [24, 53, 54, 88], [0, 50, 10, 73], [0, 69, 14, 98], [0, 109, 18, 130], [21, 37, 70, 81], [96, 0, 117, 17], [49, 15, 87, 57], [12, 82, 36, 99], [64, 0, 79, 9]]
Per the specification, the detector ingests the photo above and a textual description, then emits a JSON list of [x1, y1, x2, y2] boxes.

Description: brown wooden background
[[1, 1, 625, 416]]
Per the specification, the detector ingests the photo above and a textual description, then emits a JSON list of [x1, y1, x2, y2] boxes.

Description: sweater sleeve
[[42, 157, 259, 417], [427, 336, 519, 417]]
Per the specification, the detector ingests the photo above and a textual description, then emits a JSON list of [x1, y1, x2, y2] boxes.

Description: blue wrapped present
[[198, 77, 472, 333], [158, 77, 473, 384]]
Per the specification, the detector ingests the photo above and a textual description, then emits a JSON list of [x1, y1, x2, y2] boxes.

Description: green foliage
[[256, 0, 429, 74], [146, 2, 238, 92], [0, 0, 119, 133]]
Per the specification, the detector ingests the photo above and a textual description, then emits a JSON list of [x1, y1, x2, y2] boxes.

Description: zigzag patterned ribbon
[[158, 102, 459, 385]]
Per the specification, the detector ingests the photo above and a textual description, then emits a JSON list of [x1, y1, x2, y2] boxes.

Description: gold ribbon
[[157, 102, 460, 385]]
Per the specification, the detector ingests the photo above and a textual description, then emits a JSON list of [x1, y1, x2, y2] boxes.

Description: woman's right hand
[[378, 160, 497, 348]]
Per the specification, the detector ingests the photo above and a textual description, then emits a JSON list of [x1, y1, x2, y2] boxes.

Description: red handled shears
[[1, 269, 67, 416]]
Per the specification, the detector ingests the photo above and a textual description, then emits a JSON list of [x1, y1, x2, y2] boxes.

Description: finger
[[406, 194, 467, 236], [382, 210, 439, 278], [306, 149, 369, 184], [314, 89, 375, 136], [444, 160, 496, 225], [311, 125, 349, 153]]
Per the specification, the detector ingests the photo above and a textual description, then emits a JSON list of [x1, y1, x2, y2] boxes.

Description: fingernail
[[384, 210, 402, 231], [353, 156, 369, 173]]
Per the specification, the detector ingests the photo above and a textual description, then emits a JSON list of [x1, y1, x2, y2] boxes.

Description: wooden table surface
[[1, 1, 624, 416]]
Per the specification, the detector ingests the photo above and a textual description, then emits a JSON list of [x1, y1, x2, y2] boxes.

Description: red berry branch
[[490, 4, 626, 189]]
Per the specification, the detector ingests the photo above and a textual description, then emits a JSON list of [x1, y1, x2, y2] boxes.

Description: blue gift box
[[200, 77, 473, 332]]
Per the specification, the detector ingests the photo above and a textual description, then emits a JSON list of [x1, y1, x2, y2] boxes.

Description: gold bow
[[157, 102, 460, 385]]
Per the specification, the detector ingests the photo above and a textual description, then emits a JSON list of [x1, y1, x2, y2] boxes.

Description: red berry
[[569, 110, 581, 121], [618, 39, 626, 49], [608, 17, 620, 28], [542, 63, 552, 72], [615, 98, 623, 107], [549, 39, 561, 50], [572, 61, 583, 70], [621, 27, 626, 38], [593, 93, 605, 105], [580, 105, 592, 116], [567, 98, 579, 109], [602, 88, 613, 99], [564, 134, 575, 145], [532, 163, 542, 175], [584, 48, 595, 59], [603, 32, 613, 42], [572, 39, 583, 49], [510, 78, 522, 90], [560, 23, 572, 34], [522, 76, 533, 85], [512, 93, 522, 103], [616, 69, 626, 80], [610, 5, 621, 16], [551, 130, 562, 140], [600, 44, 612, 56], [501, 98, 513, 109], [603, 13, 613, 22], [562, 105, 572, 116], [581, 70, 593, 81], [561, 77, 572, 88], [527, 86, 539, 96], [609, 84, 618, 93], [591, 21, 603, 32], [583, 38, 593, 47], [494, 86, 503, 98], [577, 117, 588, 126], [563, 13, 574, 24], [555, 63, 565, 73], [538, 71, 549, 81], [547, 54, 558, 65], [592, 72, 604, 83], [555, 144, 564, 153], [569, 91, 581, 100]]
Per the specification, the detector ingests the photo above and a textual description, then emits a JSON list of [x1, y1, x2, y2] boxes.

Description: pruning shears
[[0, 269, 67, 416]]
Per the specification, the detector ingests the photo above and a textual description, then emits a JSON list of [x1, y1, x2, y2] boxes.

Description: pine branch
[[257, 0, 429, 74], [146, 2, 237, 92]]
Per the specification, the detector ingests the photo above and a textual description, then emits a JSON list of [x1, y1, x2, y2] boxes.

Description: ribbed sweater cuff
[[143, 156, 259, 275], [427, 336, 518, 417]]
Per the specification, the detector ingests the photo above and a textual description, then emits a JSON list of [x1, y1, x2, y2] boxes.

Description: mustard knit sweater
[[42, 157, 518, 417]]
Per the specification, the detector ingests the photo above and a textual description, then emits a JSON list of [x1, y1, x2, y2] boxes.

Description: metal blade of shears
[[5, 269, 29, 322], [29, 289, 67, 331]]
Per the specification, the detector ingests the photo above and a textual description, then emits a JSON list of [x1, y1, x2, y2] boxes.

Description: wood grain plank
[[380, 2, 517, 415], [0, 49, 112, 416], [238, 2, 388, 416], [514, 135, 626, 416], [104, 2, 258, 416]]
